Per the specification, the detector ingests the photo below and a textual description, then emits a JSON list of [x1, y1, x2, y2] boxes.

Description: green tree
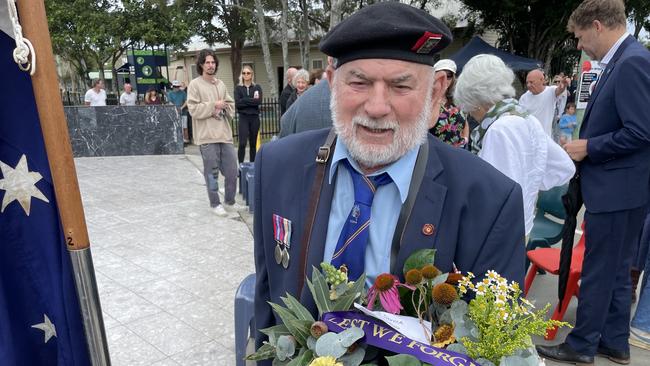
[[627, 0, 650, 40], [459, 0, 582, 76]]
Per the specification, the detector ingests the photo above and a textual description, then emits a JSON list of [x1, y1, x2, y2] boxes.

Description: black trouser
[[237, 113, 260, 163]]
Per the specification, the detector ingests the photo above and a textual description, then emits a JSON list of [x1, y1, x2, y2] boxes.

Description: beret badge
[[411, 32, 443, 54]]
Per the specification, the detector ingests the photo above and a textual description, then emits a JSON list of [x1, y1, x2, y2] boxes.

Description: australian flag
[[0, 9, 91, 366]]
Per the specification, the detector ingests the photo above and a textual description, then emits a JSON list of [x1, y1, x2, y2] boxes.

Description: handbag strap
[[297, 128, 337, 297], [389, 140, 429, 274]]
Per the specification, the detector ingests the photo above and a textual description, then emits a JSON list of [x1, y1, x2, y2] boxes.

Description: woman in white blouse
[[453, 54, 575, 236]]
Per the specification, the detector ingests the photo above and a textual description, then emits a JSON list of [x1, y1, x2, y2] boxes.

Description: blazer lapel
[[582, 36, 634, 129], [393, 142, 447, 278]]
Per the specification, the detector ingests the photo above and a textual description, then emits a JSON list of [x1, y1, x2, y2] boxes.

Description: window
[[312, 59, 323, 70]]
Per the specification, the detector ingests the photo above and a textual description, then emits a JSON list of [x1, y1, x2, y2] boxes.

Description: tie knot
[[343, 160, 392, 206]]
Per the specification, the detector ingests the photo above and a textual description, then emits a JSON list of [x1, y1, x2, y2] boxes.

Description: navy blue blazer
[[253, 129, 525, 346], [579, 35, 650, 213]]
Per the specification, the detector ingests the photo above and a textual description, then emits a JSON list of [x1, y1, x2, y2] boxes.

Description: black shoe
[[536, 343, 594, 365], [596, 345, 630, 365]]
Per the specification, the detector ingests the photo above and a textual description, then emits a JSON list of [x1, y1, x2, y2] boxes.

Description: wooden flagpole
[[15, 1, 110, 365]]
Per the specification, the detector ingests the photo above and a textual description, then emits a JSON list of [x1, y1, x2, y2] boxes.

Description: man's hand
[[564, 139, 588, 161], [215, 100, 226, 110]]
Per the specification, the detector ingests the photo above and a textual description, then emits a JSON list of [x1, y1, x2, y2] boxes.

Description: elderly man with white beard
[[252, 2, 526, 353]]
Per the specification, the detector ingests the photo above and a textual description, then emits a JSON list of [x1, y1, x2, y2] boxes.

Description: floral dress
[[429, 104, 466, 147]]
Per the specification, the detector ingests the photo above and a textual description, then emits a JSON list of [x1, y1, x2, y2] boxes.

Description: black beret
[[319, 2, 452, 67]]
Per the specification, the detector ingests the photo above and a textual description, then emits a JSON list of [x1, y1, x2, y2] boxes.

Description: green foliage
[[457, 272, 569, 364], [385, 354, 423, 366], [402, 249, 436, 276]]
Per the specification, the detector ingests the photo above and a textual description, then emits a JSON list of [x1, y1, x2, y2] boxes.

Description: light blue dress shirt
[[323, 141, 418, 286]]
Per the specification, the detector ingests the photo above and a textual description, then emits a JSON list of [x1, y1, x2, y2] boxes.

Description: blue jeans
[[632, 213, 650, 332]]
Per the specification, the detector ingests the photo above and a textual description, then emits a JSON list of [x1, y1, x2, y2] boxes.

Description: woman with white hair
[[286, 69, 310, 110], [454, 54, 575, 236]]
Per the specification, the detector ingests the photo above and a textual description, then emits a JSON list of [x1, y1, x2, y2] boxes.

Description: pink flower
[[366, 274, 414, 314]]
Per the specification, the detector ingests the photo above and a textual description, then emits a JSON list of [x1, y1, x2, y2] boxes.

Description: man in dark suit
[[278, 67, 297, 116], [537, 1, 650, 365], [253, 2, 526, 355]]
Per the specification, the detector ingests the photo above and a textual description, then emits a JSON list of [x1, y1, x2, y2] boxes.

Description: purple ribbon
[[322, 311, 478, 366]]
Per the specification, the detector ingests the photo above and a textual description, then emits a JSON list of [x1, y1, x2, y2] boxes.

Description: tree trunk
[[254, 0, 278, 98], [281, 0, 289, 76], [329, 0, 344, 29], [299, 0, 310, 69], [229, 38, 244, 88]]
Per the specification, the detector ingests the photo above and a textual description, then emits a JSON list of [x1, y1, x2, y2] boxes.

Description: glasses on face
[[553, 80, 561, 84], [445, 71, 454, 80], [242, 71, 251, 75]]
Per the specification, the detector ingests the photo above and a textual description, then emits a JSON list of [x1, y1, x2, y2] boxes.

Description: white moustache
[[352, 117, 398, 131]]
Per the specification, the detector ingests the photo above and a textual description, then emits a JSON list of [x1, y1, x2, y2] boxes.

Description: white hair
[[291, 69, 310, 88], [453, 54, 516, 113]]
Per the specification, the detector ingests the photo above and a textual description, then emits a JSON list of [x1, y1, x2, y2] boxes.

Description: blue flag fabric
[[0, 30, 91, 365]]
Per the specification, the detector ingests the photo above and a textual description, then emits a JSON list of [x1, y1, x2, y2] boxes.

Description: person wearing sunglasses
[[234, 66, 263, 163]]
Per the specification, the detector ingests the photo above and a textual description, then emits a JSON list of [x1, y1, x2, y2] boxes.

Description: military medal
[[273, 214, 292, 268]]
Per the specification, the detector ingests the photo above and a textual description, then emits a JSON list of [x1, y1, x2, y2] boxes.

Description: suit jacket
[[279, 79, 333, 138], [253, 129, 526, 348], [579, 35, 650, 213], [279, 84, 294, 115]]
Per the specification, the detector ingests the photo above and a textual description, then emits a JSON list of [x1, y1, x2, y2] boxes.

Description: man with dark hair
[[253, 2, 526, 359], [537, 0, 650, 364], [187, 49, 243, 216]]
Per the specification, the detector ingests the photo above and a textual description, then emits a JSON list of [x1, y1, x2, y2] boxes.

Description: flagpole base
[[70, 248, 111, 366]]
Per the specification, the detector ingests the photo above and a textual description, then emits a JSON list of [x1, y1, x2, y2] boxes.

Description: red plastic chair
[[524, 223, 586, 340]]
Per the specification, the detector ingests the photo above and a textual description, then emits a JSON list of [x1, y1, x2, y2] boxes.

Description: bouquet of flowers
[[246, 249, 568, 366]]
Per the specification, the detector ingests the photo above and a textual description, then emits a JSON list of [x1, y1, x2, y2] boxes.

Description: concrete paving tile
[[130, 278, 199, 312], [126, 312, 210, 357], [167, 298, 235, 344], [105, 325, 167, 366], [170, 341, 233, 366], [150, 359, 181, 366], [95, 271, 124, 298], [96, 258, 160, 288], [102, 311, 120, 330], [101, 287, 163, 324]]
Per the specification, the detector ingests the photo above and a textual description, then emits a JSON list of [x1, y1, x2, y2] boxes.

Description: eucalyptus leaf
[[269, 303, 298, 330], [276, 335, 296, 361], [438, 308, 453, 325], [273, 358, 291, 366], [385, 354, 423, 366], [446, 342, 468, 355], [430, 273, 449, 287], [245, 342, 276, 361], [476, 358, 496, 366], [499, 348, 539, 366], [338, 346, 366, 366], [307, 336, 317, 350], [314, 332, 348, 358], [261, 324, 291, 345], [282, 294, 316, 322], [307, 266, 334, 316], [403, 249, 436, 276], [339, 327, 365, 347]]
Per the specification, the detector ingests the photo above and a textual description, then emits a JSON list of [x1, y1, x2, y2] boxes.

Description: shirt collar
[[599, 32, 629, 67], [328, 138, 419, 203]]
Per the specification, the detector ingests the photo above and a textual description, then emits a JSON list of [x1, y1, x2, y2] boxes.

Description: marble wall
[[65, 105, 183, 157]]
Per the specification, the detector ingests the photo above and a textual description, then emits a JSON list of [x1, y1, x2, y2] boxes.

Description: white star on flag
[[31, 314, 57, 343], [0, 154, 49, 215]]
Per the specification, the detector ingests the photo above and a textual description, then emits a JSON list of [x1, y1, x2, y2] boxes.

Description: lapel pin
[[422, 223, 435, 236]]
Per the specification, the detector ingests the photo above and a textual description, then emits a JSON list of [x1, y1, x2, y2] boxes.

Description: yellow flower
[[309, 356, 343, 366], [433, 324, 457, 347]]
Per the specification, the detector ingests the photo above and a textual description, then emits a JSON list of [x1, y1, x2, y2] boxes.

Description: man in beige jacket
[[187, 49, 242, 216]]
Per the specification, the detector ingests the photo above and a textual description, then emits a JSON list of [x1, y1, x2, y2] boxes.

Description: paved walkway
[[75, 151, 649, 365]]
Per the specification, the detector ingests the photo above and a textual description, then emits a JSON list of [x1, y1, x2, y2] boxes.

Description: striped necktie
[[331, 160, 392, 280]]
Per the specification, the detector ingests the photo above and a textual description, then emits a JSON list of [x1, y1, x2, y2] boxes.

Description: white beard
[[330, 81, 433, 169]]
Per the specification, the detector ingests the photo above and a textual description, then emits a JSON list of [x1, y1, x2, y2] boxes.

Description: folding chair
[[524, 223, 585, 340]]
